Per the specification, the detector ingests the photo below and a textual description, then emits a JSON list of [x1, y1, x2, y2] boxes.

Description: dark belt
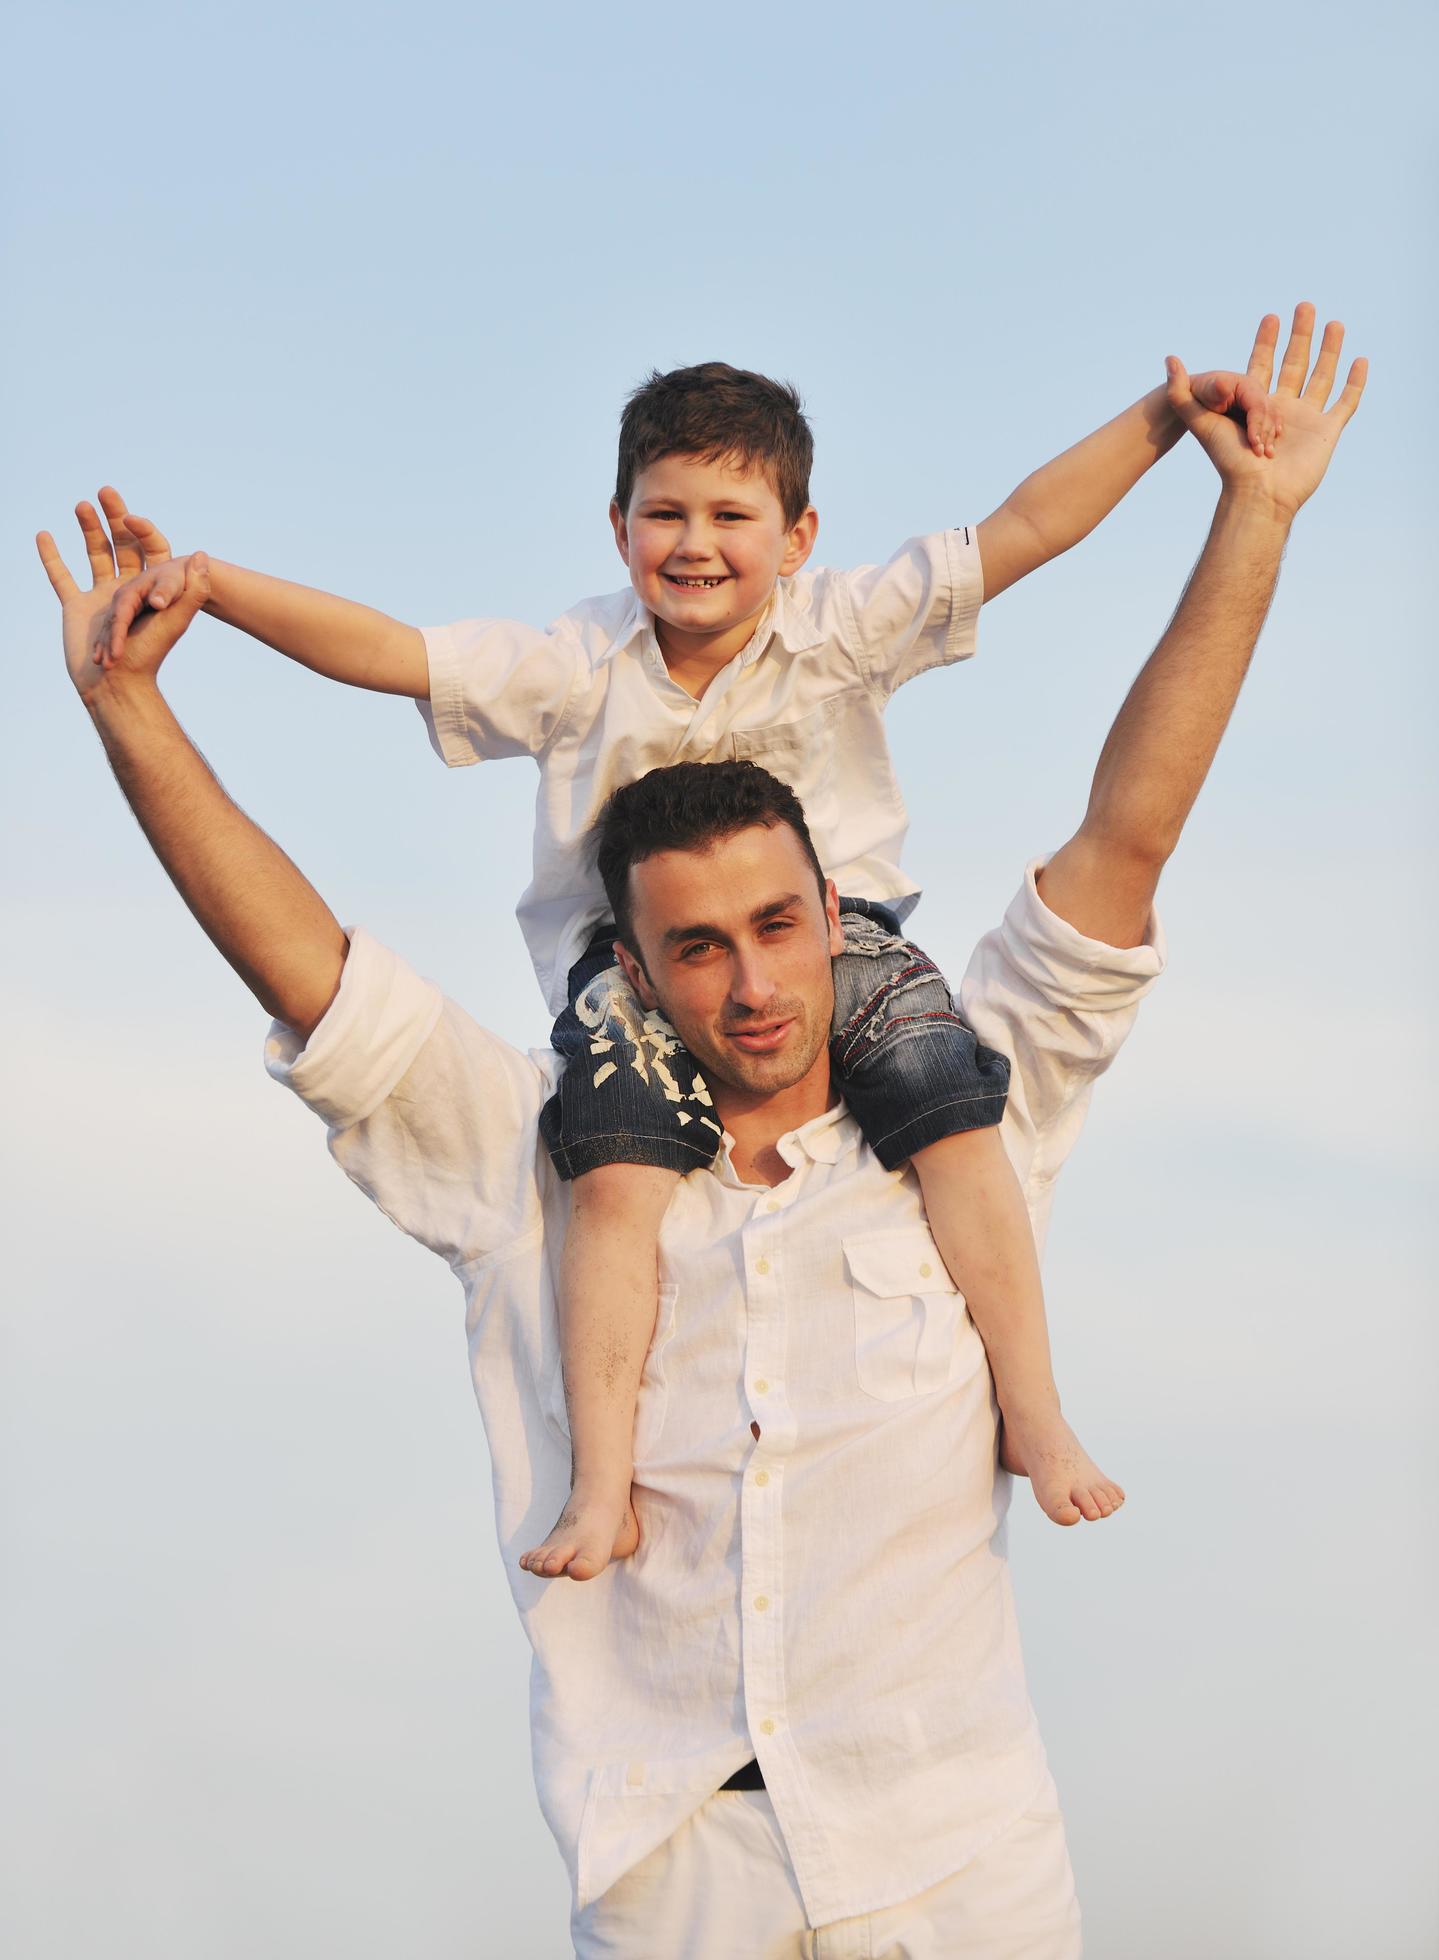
[[720, 1759, 765, 1791]]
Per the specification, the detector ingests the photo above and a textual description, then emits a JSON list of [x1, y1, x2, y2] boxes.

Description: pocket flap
[[844, 1230, 957, 1298]]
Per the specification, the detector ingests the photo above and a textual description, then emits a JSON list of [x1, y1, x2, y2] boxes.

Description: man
[[39, 311, 1363, 1955]]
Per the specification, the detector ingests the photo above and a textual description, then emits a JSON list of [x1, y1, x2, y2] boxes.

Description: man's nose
[[729, 950, 776, 1011]]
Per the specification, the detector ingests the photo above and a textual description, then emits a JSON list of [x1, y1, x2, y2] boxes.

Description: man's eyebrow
[[659, 895, 805, 948]]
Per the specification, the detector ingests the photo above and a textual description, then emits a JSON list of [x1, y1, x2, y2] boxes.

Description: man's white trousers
[[572, 1770, 1082, 1957]]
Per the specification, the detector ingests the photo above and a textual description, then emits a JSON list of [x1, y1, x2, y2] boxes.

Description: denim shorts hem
[[547, 1128, 722, 1182], [865, 1090, 1008, 1171]]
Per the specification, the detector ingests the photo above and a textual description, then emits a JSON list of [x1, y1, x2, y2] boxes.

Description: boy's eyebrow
[[660, 894, 806, 948]]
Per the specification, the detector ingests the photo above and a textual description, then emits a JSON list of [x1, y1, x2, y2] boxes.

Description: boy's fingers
[[1246, 313, 1280, 390], [36, 532, 80, 603], [1274, 301, 1316, 397], [106, 575, 154, 658], [1302, 320, 1345, 407], [1164, 356, 1205, 430]]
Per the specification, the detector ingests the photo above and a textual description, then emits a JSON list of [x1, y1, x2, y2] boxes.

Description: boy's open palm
[[37, 489, 205, 698], [1168, 303, 1366, 517]]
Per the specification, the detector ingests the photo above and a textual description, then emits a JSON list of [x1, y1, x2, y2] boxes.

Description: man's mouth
[[663, 573, 729, 590], [725, 1018, 795, 1054]]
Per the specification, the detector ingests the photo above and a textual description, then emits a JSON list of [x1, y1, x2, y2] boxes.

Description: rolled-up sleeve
[[841, 529, 984, 699], [960, 862, 1166, 1232], [416, 616, 579, 768], [266, 929, 549, 1272]]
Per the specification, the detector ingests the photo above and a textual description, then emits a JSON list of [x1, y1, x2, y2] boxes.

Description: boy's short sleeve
[[840, 529, 984, 701], [416, 617, 581, 768]]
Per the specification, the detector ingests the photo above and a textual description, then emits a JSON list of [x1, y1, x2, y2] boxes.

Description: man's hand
[[1168, 303, 1367, 519], [37, 492, 207, 702]]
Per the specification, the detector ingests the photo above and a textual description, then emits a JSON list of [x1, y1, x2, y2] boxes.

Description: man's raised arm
[[38, 502, 348, 1039], [1037, 303, 1366, 949]]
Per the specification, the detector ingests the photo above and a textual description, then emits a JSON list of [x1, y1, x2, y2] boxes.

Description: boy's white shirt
[[419, 529, 982, 1013]]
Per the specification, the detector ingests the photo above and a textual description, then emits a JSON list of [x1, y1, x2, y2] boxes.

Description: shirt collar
[[712, 1098, 860, 1188], [598, 576, 824, 672]]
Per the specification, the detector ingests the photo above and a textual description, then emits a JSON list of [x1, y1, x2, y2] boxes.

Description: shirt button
[[760, 1719, 776, 1736], [765, 1198, 779, 1213], [755, 1257, 771, 1275], [754, 1470, 770, 1487], [754, 1379, 769, 1395], [919, 1262, 933, 1279], [754, 1596, 770, 1613]]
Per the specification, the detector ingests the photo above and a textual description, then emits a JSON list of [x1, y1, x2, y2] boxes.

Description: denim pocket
[[845, 1229, 962, 1401]]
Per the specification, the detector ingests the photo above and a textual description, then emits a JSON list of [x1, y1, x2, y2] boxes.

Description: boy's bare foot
[[518, 1482, 640, 1581], [998, 1406, 1125, 1526]]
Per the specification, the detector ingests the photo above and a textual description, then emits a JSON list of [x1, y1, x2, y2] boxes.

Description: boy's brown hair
[[614, 362, 814, 526]]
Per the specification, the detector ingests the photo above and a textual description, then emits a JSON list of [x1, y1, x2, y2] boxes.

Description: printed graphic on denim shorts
[[576, 965, 724, 1142]]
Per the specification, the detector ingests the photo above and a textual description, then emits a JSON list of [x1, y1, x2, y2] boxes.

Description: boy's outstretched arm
[[94, 487, 430, 698], [975, 313, 1282, 604]]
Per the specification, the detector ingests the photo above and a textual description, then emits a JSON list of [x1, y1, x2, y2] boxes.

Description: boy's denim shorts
[[539, 899, 1011, 1180]]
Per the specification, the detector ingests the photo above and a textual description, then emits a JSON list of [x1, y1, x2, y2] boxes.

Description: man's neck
[[712, 1066, 838, 1187]]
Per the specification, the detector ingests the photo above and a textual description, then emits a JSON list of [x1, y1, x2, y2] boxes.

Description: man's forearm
[[87, 677, 348, 1037], [976, 385, 1181, 602], [204, 560, 430, 698], [1037, 486, 1291, 946]]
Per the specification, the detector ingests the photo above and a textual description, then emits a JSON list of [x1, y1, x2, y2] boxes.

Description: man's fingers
[[98, 486, 145, 580], [1302, 320, 1346, 407], [1245, 313, 1280, 390], [36, 531, 80, 604], [1274, 301, 1316, 397], [74, 502, 116, 585], [1328, 356, 1368, 428], [124, 512, 173, 563]]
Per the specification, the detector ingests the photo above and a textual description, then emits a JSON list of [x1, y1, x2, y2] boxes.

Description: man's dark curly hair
[[595, 761, 827, 957], [614, 362, 814, 526]]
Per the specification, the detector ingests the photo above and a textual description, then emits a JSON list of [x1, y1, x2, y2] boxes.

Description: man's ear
[[824, 879, 844, 957], [610, 499, 630, 567], [614, 937, 658, 1010], [780, 505, 819, 577]]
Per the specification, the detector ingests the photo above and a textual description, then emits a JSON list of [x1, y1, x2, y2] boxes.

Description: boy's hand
[[1187, 323, 1284, 457], [37, 495, 210, 701], [1167, 303, 1366, 519]]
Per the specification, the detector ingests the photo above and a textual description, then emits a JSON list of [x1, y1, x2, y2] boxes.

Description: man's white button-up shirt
[[265, 865, 1163, 1926], [418, 530, 982, 1013]]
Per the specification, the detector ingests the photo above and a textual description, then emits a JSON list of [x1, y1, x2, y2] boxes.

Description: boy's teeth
[[670, 575, 723, 586]]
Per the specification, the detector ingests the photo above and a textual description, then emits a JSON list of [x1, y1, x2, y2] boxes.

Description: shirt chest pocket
[[728, 694, 854, 843], [845, 1230, 965, 1401]]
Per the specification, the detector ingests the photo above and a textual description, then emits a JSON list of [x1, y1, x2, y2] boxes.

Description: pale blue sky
[[5, 3, 1436, 1954]]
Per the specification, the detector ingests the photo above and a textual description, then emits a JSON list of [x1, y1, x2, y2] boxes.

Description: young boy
[[96, 332, 1279, 1580]]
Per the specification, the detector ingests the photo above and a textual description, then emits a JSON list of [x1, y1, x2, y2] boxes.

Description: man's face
[[615, 822, 844, 1111], [610, 453, 817, 650]]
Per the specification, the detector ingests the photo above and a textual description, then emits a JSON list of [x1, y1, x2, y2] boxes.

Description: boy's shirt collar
[[598, 575, 824, 675]]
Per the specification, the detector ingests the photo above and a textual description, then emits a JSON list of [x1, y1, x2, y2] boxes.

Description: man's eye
[[760, 919, 794, 935], [679, 941, 715, 961]]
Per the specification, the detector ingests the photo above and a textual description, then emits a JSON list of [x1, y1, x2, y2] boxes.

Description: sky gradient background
[[4, 2, 1436, 1954]]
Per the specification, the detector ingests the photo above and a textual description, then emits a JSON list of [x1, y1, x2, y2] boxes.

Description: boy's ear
[[610, 499, 630, 566], [781, 505, 819, 576]]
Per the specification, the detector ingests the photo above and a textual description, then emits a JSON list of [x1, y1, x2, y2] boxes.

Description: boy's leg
[[521, 1161, 679, 1580], [832, 905, 1123, 1526], [910, 1132, 1123, 1525], [524, 941, 720, 1581]]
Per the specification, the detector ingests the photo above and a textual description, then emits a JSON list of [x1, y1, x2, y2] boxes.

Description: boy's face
[[611, 453, 818, 659]]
